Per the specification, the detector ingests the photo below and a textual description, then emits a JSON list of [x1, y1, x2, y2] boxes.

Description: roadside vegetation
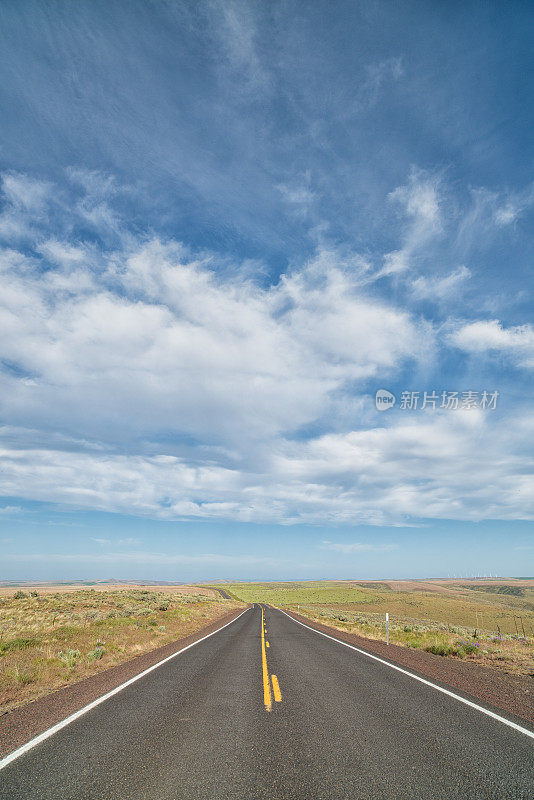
[[0, 586, 242, 713], [226, 580, 534, 677]]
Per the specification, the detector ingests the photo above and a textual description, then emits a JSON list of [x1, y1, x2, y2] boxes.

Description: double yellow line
[[261, 606, 282, 711]]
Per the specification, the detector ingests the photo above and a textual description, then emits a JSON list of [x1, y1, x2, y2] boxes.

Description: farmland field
[[225, 579, 534, 677], [0, 585, 243, 712]]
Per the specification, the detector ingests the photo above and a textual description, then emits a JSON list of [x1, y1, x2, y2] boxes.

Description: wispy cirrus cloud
[[321, 541, 398, 554], [410, 266, 471, 301], [0, 505, 22, 515], [1, 551, 282, 568], [92, 537, 142, 547], [493, 183, 534, 226], [380, 169, 443, 277]]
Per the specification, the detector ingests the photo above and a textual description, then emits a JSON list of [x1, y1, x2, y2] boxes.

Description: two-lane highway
[[0, 604, 532, 799]]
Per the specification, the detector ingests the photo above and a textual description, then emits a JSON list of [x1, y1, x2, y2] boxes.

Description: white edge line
[[281, 610, 534, 741], [0, 607, 251, 770]]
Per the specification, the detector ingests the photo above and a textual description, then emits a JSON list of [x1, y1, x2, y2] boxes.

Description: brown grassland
[[0, 585, 243, 713]]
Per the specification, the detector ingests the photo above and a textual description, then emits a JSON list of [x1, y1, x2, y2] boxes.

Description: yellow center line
[[271, 674, 282, 702], [261, 607, 272, 711]]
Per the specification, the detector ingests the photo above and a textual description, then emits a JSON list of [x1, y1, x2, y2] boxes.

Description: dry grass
[[0, 586, 243, 712], [291, 607, 534, 677]]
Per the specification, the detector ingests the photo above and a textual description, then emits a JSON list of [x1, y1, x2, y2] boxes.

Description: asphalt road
[[1, 605, 532, 799]]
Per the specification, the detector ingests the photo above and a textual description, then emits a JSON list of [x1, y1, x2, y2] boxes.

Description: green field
[[223, 582, 375, 606]]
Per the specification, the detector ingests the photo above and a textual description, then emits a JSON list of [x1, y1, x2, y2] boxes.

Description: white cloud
[[277, 180, 315, 217], [209, 0, 270, 91], [0, 170, 533, 528], [1, 409, 533, 525], [0, 505, 22, 515], [91, 537, 142, 548], [1, 173, 51, 211], [380, 170, 443, 276], [493, 183, 534, 226], [1, 551, 281, 567], [321, 541, 398, 554], [390, 173, 440, 227], [357, 58, 403, 108], [410, 266, 470, 301], [455, 184, 534, 258], [450, 320, 534, 368], [0, 174, 431, 453], [494, 205, 519, 226]]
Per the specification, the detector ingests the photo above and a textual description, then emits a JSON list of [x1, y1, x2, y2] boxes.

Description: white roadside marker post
[[386, 611, 389, 645], [297, 604, 300, 614]]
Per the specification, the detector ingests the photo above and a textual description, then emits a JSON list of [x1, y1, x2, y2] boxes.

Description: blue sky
[[0, 1, 533, 580]]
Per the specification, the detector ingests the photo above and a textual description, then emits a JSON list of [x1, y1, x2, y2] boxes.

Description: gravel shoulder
[[284, 609, 534, 726]]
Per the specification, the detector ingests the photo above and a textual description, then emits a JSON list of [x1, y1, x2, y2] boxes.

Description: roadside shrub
[[30, 591, 38, 597], [425, 643, 454, 657], [0, 637, 38, 654], [58, 648, 81, 669], [13, 591, 27, 599], [86, 646, 105, 662], [457, 640, 479, 655], [12, 667, 36, 685]]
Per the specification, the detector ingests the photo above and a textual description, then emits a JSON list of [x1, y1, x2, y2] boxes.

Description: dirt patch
[[285, 610, 534, 727]]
